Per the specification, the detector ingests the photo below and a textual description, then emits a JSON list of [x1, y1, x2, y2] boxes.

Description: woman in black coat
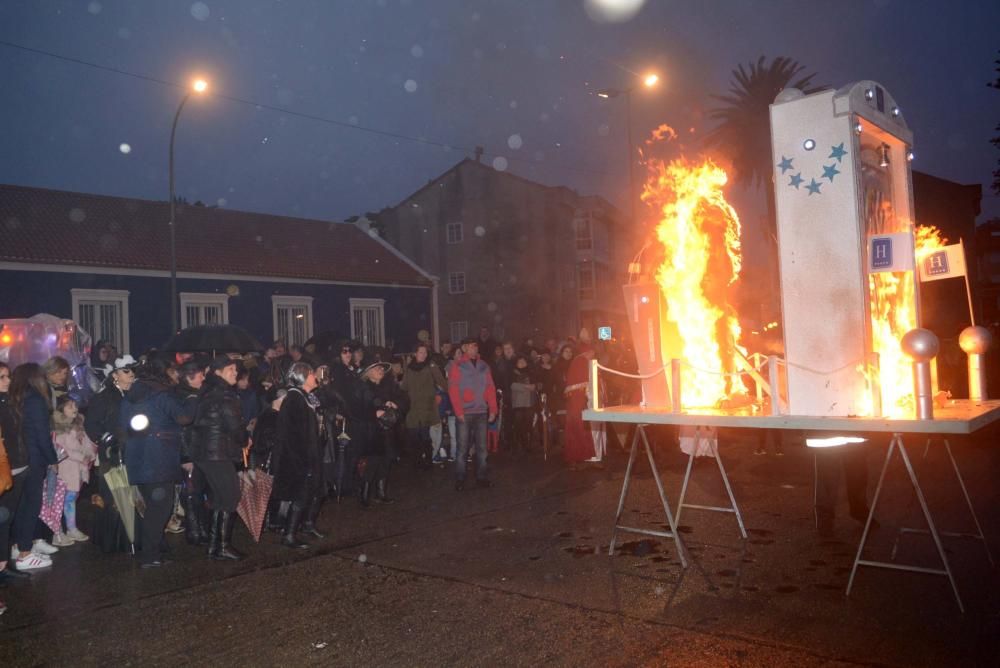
[[190, 357, 245, 561], [0, 362, 32, 579], [273, 362, 321, 549], [352, 361, 399, 507], [83, 361, 137, 553]]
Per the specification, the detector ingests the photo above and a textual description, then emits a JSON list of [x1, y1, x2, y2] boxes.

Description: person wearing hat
[[350, 359, 399, 506], [447, 338, 498, 490], [83, 355, 139, 552], [189, 356, 246, 561]]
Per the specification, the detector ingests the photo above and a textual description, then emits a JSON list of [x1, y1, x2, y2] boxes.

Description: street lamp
[[168, 77, 209, 335], [596, 72, 659, 228]]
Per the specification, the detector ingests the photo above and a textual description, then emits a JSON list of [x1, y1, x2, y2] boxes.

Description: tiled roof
[[0, 184, 433, 287]]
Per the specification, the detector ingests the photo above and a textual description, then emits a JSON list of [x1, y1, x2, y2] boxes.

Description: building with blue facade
[[0, 184, 439, 355]]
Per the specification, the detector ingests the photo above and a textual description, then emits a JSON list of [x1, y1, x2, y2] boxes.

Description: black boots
[[359, 480, 372, 508], [183, 494, 208, 546], [208, 511, 245, 561], [374, 478, 395, 504], [300, 496, 325, 539], [281, 504, 309, 549]]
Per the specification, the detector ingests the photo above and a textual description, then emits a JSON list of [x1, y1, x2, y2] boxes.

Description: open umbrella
[[237, 469, 273, 542], [163, 324, 264, 354], [104, 463, 136, 551]]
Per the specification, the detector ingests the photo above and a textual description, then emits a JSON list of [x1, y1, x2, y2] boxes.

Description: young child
[[52, 396, 98, 545]]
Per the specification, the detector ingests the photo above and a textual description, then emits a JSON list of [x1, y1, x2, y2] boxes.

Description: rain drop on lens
[[404, 79, 418, 93], [507, 134, 523, 150], [492, 156, 508, 171], [119, 143, 131, 154], [190, 2, 210, 21]]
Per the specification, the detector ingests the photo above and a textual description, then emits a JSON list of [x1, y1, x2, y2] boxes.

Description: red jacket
[[447, 354, 498, 419]]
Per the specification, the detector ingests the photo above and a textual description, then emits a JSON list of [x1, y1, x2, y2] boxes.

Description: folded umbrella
[[39, 468, 67, 534], [103, 463, 136, 547], [237, 469, 273, 543]]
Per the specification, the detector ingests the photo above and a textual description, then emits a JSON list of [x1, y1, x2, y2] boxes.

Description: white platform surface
[[584, 400, 1000, 434]]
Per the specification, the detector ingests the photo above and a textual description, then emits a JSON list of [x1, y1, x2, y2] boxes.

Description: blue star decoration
[[805, 178, 822, 195], [829, 143, 847, 162], [777, 156, 794, 173], [822, 163, 840, 182], [789, 173, 804, 189]]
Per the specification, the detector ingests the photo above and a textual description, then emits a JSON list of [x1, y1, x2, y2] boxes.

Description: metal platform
[[584, 399, 1000, 434], [588, 401, 1000, 611]]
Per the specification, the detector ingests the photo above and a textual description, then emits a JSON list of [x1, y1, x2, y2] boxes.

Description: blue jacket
[[120, 379, 195, 485], [23, 389, 57, 469]]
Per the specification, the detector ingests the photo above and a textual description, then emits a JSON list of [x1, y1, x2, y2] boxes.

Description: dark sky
[[1, 0, 997, 226]]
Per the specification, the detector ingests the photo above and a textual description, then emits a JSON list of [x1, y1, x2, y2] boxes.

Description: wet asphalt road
[[2, 425, 999, 666]]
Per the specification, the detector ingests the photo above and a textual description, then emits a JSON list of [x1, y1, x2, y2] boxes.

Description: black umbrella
[[163, 324, 264, 354]]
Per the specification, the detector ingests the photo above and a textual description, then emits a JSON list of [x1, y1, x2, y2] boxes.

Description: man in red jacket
[[448, 338, 498, 491]]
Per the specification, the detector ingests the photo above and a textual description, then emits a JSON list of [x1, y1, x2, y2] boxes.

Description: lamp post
[[597, 73, 659, 227], [169, 77, 208, 335]]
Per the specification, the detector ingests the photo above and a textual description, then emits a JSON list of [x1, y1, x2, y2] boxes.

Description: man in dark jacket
[[119, 357, 195, 568], [190, 357, 245, 561], [493, 341, 517, 452]]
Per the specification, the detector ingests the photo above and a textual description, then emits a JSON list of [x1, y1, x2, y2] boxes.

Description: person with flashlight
[[119, 355, 196, 568]]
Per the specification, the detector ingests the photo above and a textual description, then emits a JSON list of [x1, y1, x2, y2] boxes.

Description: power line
[[0, 38, 615, 180]]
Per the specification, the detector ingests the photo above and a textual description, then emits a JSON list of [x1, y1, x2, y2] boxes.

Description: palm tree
[[706, 56, 824, 189]]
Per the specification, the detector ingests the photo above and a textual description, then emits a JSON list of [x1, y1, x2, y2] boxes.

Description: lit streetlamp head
[[192, 78, 208, 93], [643, 73, 659, 88]]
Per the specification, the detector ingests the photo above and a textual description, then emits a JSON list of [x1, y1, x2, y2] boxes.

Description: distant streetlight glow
[[168, 75, 211, 335], [643, 73, 659, 88]]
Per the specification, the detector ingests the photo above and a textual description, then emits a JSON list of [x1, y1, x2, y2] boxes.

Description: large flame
[[642, 125, 746, 407], [866, 225, 946, 417]]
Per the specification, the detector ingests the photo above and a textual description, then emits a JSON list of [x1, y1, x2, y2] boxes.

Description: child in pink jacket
[[52, 396, 97, 545]]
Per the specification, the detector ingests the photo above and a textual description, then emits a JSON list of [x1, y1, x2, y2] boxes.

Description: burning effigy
[[620, 81, 979, 421]]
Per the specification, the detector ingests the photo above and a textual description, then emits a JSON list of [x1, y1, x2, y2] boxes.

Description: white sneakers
[[32, 539, 59, 555], [65, 528, 89, 543], [15, 552, 51, 570], [52, 533, 75, 547]]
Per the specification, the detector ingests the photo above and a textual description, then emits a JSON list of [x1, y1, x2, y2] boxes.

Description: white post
[[670, 358, 682, 413], [589, 358, 600, 410], [767, 355, 781, 416]]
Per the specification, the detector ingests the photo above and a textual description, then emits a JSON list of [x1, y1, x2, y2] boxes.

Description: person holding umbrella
[[119, 355, 196, 568], [189, 357, 246, 561], [272, 362, 321, 549], [83, 355, 137, 552]]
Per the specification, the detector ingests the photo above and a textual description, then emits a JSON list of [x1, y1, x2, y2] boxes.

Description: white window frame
[[446, 222, 464, 244], [449, 321, 469, 343], [448, 272, 466, 295], [350, 298, 386, 347], [271, 295, 314, 347], [179, 292, 230, 329], [70, 288, 130, 354]]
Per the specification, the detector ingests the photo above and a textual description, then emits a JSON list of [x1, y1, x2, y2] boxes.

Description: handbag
[[0, 425, 13, 492]]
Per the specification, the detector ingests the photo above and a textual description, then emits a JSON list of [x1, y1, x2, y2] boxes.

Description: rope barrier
[[593, 361, 667, 380]]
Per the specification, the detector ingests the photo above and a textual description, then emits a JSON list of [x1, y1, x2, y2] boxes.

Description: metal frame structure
[[676, 433, 747, 540], [608, 425, 688, 568], [847, 433, 995, 613]]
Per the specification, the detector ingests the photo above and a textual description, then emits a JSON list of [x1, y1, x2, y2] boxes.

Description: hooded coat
[[120, 378, 195, 485], [272, 387, 321, 503], [401, 359, 446, 429]]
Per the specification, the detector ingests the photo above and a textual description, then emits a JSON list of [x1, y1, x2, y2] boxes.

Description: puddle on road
[[809, 559, 827, 566], [716, 569, 737, 577], [746, 528, 774, 536], [775, 585, 799, 594], [528, 555, 541, 561], [742, 586, 759, 592], [749, 539, 774, 545], [556, 531, 573, 538], [814, 583, 841, 590], [617, 539, 661, 557]]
